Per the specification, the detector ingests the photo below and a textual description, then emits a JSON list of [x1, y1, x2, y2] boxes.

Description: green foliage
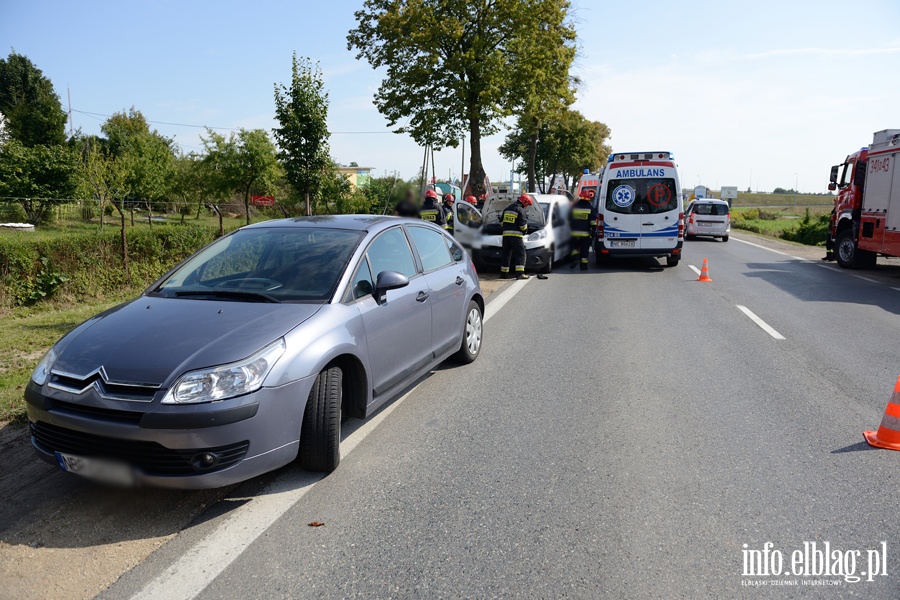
[[780, 208, 830, 246], [348, 0, 575, 198], [0, 51, 67, 147], [201, 128, 281, 224], [273, 54, 332, 213], [500, 109, 610, 190], [0, 139, 79, 224], [0, 223, 220, 308], [23, 257, 69, 304], [101, 107, 176, 203]]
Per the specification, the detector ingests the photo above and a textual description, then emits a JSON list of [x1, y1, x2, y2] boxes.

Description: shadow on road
[[741, 261, 900, 316], [831, 440, 877, 454]]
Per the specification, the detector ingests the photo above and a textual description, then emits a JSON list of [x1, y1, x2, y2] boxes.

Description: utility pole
[[67, 84, 74, 136]]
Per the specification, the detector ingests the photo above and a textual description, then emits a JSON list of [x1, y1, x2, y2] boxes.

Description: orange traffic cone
[[697, 258, 712, 282], [864, 376, 900, 450]]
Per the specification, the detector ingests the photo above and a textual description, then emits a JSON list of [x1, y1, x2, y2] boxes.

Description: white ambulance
[[594, 151, 683, 267]]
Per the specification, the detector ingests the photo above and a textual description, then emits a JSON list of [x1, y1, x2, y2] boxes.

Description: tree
[[0, 139, 78, 224], [348, 0, 575, 198], [0, 51, 67, 147], [101, 108, 175, 225], [201, 128, 280, 225], [273, 54, 332, 216], [500, 109, 610, 192]]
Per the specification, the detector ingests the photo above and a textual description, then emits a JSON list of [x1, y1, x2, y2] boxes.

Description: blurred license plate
[[609, 240, 635, 248], [55, 451, 134, 486]]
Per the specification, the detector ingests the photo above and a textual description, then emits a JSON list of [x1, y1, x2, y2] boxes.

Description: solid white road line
[[736, 305, 786, 340], [731, 236, 805, 261], [130, 279, 530, 600], [892, 287, 900, 293], [484, 277, 530, 323], [688, 264, 701, 276]]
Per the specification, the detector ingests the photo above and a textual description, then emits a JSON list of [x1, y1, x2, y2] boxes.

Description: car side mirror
[[828, 182, 837, 192], [373, 270, 409, 305]]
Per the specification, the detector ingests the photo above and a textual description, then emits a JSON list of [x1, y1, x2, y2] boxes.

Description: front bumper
[[475, 244, 552, 270], [24, 375, 314, 489]]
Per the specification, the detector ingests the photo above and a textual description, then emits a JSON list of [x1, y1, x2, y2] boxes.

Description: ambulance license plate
[[55, 451, 134, 486], [609, 240, 635, 248]]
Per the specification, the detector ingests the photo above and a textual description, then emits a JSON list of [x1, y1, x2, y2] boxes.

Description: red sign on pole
[[251, 195, 275, 206]]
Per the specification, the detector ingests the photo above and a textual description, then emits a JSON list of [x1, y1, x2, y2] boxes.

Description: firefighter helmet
[[443, 193, 454, 204], [424, 189, 438, 200], [465, 195, 477, 204], [518, 193, 532, 206]]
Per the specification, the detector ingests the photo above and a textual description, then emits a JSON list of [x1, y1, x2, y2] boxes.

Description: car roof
[[241, 215, 402, 231]]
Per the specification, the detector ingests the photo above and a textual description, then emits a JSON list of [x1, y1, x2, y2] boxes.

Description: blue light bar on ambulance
[[608, 152, 673, 162]]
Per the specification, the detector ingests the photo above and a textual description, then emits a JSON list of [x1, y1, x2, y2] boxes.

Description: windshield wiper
[[173, 290, 282, 303]]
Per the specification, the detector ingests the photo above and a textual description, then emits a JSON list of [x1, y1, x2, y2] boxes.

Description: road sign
[[251, 195, 275, 206], [720, 186, 738, 200]]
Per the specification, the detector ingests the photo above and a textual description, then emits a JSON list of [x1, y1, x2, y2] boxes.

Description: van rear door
[[603, 176, 679, 250]]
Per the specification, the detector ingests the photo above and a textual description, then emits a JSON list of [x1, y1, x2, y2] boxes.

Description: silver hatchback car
[[25, 216, 483, 489], [684, 199, 731, 241]]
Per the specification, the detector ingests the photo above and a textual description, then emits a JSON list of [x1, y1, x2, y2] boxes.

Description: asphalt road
[[98, 236, 900, 598]]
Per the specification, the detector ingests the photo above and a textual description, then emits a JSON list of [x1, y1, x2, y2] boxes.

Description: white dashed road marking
[[736, 305, 786, 340]]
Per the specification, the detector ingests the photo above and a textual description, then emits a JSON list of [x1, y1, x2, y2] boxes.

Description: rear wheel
[[722, 235, 729, 242], [453, 300, 483, 364], [666, 255, 680, 267], [299, 366, 342, 473]]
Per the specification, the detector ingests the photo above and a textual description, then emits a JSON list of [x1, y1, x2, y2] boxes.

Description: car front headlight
[[162, 339, 286, 404], [31, 347, 57, 385], [526, 228, 547, 241]]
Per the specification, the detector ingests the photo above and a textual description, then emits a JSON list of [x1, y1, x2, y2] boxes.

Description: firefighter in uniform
[[569, 190, 598, 270], [442, 193, 455, 235], [419, 189, 446, 228], [500, 193, 532, 280]]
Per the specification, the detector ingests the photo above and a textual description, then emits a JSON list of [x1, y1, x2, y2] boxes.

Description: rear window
[[694, 203, 729, 216], [605, 178, 678, 215]]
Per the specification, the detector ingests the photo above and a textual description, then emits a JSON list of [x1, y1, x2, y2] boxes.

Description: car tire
[[299, 366, 342, 473], [722, 235, 729, 242], [685, 234, 696, 240], [666, 255, 680, 267], [453, 300, 483, 364]]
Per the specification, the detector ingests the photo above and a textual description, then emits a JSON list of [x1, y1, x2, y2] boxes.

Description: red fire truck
[[828, 129, 900, 269]]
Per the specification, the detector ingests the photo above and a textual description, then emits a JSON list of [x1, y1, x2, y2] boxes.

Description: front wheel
[[835, 229, 876, 269], [542, 245, 554, 274], [453, 300, 483, 364], [299, 366, 342, 473]]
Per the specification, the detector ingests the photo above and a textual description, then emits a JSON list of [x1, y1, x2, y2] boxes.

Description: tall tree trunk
[[117, 206, 129, 281], [244, 187, 251, 226], [305, 191, 311, 216], [527, 121, 539, 193], [468, 116, 487, 198]]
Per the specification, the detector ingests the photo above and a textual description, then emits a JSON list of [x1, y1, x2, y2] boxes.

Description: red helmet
[[443, 193, 454, 204], [465, 195, 477, 204], [579, 189, 593, 200], [424, 189, 438, 200], [518, 193, 532, 206]]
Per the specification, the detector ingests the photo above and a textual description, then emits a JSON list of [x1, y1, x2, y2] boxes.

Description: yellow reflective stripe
[[572, 209, 591, 220], [571, 231, 590, 237], [503, 231, 523, 237]]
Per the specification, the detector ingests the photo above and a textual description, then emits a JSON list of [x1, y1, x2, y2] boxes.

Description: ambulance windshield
[[605, 178, 678, 215]]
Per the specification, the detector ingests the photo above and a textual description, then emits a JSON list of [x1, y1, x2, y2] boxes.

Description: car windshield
[[605, 177, 678, 215], [694, 203, 729, 216], [152, 227, 365, 303]]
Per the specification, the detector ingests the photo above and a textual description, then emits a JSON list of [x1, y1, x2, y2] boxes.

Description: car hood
[[52, 297, 322, 386]]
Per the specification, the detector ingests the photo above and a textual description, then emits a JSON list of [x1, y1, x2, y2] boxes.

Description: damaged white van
[[594, 151, 683, 267]]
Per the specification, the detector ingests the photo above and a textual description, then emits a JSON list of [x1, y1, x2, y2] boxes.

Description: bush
[[0, 223, 220, 308], [781, 208, 829, 246]]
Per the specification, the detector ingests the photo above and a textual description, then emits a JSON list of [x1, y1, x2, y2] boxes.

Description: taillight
[[597, 213, 604, 237], [678, 212, 685, 238]]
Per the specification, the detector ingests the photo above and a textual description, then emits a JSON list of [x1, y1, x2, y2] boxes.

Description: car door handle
[[455, 276, 464, 286], [416, 291, 429, 302], [642, 222, 654, 226]]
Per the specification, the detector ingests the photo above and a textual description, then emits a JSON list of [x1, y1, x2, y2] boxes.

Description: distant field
[[697, 191, 834, 208]]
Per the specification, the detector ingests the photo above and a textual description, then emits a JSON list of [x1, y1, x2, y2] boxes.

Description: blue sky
[[2, 0, 899, 194]]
